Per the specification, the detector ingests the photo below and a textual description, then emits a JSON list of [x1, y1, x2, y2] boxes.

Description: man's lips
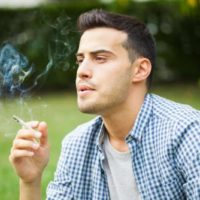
[[77, 84, 95, 92]]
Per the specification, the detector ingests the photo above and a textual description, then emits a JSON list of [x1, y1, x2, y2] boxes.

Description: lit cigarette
[[12, 115, 40, 143]]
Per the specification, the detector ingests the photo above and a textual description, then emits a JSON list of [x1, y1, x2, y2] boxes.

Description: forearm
[[19, 178, 42, 200]]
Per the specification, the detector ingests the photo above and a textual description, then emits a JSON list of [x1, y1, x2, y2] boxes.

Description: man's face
[[76, 27, 134, 115]]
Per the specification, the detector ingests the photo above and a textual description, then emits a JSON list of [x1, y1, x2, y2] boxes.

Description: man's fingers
[[9, 149, 34, 161], [13, 121, 48, 150], [38, 122, 48, 146], [26, 121, 39, 129], [13, 139, 40, 150], [17, 129, 41, 140]]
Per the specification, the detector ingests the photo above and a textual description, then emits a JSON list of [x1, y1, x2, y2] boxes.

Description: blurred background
[[0, 0, 200, 199]]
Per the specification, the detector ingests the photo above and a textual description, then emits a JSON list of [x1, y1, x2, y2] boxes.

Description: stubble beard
[[77, 82, 130, 115], [77, 66, 132, 115]]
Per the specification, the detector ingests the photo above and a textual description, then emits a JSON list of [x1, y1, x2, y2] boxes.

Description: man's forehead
[[78, 27, 127, 53], [80, 27, 127, 42]]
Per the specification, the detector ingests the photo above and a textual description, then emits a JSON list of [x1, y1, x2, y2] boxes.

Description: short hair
[[77, 9, 156, 88]]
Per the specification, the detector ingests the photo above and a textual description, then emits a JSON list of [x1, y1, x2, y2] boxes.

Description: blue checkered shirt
[[47, 94, 200, 200]]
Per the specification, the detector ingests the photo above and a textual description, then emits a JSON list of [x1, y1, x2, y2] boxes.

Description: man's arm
[[174, 120, 200, 199], [9, 121, 50, 200]]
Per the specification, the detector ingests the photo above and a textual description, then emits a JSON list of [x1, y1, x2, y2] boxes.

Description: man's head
[[77, 9, 156, 88], [76, 9, 155, 115]]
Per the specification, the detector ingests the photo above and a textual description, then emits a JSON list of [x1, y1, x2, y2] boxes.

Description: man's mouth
[[78, 85, 94, 91], [77, 84, 95, 96]]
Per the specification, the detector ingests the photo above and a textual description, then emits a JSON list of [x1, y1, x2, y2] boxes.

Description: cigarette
[[12, 115, 40, 143]]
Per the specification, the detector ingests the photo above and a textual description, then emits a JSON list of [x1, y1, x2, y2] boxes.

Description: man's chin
[[78, 103, 95, 114], [78, 107, 97, 114]]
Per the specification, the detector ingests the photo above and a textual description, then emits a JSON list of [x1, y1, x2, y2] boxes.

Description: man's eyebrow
[[76, 49, 114, 57]]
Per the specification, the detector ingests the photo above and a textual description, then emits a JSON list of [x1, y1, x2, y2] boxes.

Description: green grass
[[0, 92, 93, 200], [0, 84, 200, 199], [152, 84, 200, 109]]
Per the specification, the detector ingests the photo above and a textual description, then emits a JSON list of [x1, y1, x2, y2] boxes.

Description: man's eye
[[76, 59, 83, 64], [95, 57, 106, 62]]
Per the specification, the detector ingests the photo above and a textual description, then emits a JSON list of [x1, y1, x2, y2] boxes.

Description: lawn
[[0, 92, 93, 199], [0, 84, 200, 199]]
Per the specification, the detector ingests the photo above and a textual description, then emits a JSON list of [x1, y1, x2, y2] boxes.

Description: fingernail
[[34, 131, 41, 138], [31, 121, 39, 128]]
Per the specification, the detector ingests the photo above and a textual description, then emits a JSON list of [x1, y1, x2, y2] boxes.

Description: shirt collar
[[96, 119, 105, 151], [128, 93, 152, 142]]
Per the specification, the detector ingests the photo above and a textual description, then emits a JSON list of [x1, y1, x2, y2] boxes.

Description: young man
[[9, 9, 200, 200]]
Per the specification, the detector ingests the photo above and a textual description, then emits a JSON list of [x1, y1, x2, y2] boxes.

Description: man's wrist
[[20, 177, 41, 186], [19, 178, 42, 200]]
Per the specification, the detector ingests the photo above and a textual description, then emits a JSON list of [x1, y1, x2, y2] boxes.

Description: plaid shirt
[[47, 94, 200, 200]]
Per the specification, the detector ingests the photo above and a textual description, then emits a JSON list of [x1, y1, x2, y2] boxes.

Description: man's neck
[[102, 91, 146, 152]]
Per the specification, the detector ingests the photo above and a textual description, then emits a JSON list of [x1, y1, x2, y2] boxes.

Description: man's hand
[[9, 121, 50, 200]]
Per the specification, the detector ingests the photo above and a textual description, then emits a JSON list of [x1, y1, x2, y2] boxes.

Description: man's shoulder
[[149, 94, 200, 150], [151, 93, 200, 124]]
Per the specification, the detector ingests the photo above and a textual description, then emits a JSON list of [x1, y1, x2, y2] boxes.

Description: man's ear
[[132, 57, 152, 83]]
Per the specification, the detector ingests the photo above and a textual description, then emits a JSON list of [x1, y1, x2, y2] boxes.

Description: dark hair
[[77, 9, 156, 88]]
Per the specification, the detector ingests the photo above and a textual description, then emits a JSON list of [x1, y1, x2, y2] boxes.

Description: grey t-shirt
[[103, 134, 141, 200]]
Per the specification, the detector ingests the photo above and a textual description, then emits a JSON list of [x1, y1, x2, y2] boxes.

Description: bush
[[0, 1, 199, 93]]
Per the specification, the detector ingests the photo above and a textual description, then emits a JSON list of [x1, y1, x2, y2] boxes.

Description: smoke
[[0, 14, 77, 98], [48, 14, 77, 71], [0, 43, 32, 97], [0, 42, 51, 137], [0, 13, 77, 138]]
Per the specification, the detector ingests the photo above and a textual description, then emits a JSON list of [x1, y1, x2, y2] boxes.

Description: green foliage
[[106, 1, 200, 83], [0, 2, 105, 92], [0, 1, 200, 92]]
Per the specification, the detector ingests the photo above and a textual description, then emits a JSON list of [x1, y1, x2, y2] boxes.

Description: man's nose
[[76, 60, 92, 79]]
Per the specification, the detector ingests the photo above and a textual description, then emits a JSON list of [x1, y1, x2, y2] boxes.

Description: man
[[9, 9, 200, 200]]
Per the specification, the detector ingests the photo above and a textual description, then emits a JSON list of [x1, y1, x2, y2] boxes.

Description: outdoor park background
[[0, 0, 200, 199]]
